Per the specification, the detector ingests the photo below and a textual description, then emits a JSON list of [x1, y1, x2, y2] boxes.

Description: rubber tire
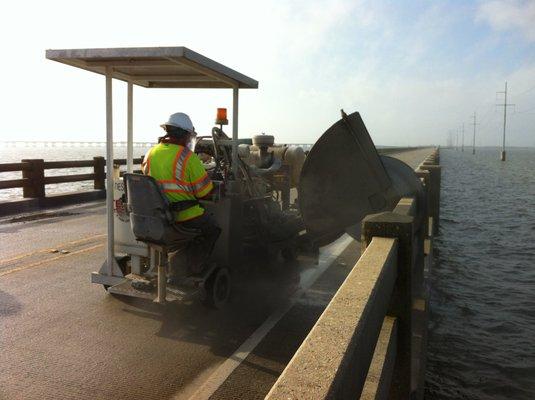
[[281, 246, 297, 262], [203, 268, 231, 309]]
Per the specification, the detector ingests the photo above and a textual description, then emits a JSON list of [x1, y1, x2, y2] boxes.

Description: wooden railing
[[266, 148, 441, 400], [0, 157, 143, 199], [0, 147, 417, 201]]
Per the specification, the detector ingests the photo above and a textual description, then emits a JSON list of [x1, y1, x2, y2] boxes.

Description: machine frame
[[45, 46, 258, 290]]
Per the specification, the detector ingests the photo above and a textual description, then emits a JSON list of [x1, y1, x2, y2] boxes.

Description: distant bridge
[[1, 141, 314, 149], [1, 141, 155, 147]]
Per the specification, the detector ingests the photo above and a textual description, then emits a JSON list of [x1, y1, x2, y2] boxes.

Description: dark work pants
[[168, 213, 221, 279]]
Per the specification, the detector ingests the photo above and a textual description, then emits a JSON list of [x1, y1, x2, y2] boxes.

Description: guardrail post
[[362, 212, 415, 399], [418, 164, 441, 235], [414, 170, 430, 238], [21, 159, 45, 198], [93, 156, 105, 190]]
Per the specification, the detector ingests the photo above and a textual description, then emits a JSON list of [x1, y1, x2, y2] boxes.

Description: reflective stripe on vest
[[148, 145, 211, 196]]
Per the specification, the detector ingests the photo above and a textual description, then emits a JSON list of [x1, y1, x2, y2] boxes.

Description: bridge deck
[[0, 148, 432, 400]]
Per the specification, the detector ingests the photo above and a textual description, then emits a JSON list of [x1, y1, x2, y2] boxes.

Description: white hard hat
[[161, 112, 195, 133]]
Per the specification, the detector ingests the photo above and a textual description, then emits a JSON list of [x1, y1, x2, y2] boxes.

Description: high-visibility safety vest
[[145, 143, 213, 222]]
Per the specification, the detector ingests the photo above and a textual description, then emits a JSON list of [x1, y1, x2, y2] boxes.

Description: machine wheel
[[203, 267, 231, 309], [281, 246, 297, 262]]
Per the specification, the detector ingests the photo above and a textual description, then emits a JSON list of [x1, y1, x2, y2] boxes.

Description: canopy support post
[[127, 82, 134, 173], [232, 87, 239, 178], [105, 67, 115, 276]]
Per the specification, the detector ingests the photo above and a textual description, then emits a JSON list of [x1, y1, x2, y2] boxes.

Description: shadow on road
[[0, 289, 23, 316], [112, 255, 304, 358]]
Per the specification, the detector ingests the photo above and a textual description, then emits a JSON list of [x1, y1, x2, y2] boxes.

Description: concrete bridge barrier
[[266, 148, 440, 400]]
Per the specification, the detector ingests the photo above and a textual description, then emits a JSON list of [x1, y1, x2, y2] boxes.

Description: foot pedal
[[108, 280, 156, 300], [108, 279, 184, 302], [126, 273, 154, 291], [166, 285, 198, 301], [131, 280, 154, 292]]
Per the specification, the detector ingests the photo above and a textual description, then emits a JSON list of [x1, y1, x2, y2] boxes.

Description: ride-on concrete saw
[[108, 110, 423, 308], [108, 121, 307, 308]]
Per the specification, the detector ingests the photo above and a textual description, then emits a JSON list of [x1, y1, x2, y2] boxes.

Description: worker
[[142, 112, 221, 285]]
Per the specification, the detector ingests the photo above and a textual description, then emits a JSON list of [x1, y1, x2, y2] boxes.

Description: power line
[[447, 129, 454, 148], [511, 83, 535, 99], [515, 105, 535, 114], [446, 82, 531, 149], [473, 102, 498, 134]]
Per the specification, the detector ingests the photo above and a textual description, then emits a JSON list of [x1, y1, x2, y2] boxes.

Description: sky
[[0, 0, 534, 147]]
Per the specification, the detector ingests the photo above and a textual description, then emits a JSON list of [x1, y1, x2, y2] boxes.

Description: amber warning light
[[215, 108, 228, 126]]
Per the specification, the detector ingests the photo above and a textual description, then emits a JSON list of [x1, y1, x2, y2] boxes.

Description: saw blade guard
[[298, 111, 423, 246]]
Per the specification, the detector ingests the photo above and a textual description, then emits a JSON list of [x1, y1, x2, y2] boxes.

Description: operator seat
[[123, 173, 201, 245]]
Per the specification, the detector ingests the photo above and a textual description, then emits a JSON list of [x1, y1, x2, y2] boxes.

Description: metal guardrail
[[266, 148, 441, 400]]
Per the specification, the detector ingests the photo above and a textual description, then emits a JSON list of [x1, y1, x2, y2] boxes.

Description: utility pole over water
[[496, 81, 515, 161], [461, 123, 465, 152], [470, 112, 479, 155]]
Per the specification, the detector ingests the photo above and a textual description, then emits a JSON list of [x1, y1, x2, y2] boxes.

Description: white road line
[[185, 235, 354, 400]]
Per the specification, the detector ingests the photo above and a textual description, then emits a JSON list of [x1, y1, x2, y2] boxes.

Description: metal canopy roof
[[45, 46, 258, 89]]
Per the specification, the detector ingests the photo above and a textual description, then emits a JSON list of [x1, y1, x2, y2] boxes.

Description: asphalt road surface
[[0, 148, 433, 400]]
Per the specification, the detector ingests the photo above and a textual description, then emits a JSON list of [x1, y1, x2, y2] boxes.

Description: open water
[[426, 147, 535, 399]]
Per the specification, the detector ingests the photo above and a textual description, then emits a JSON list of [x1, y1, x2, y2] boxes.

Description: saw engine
[[194, 127, 306, 260]]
